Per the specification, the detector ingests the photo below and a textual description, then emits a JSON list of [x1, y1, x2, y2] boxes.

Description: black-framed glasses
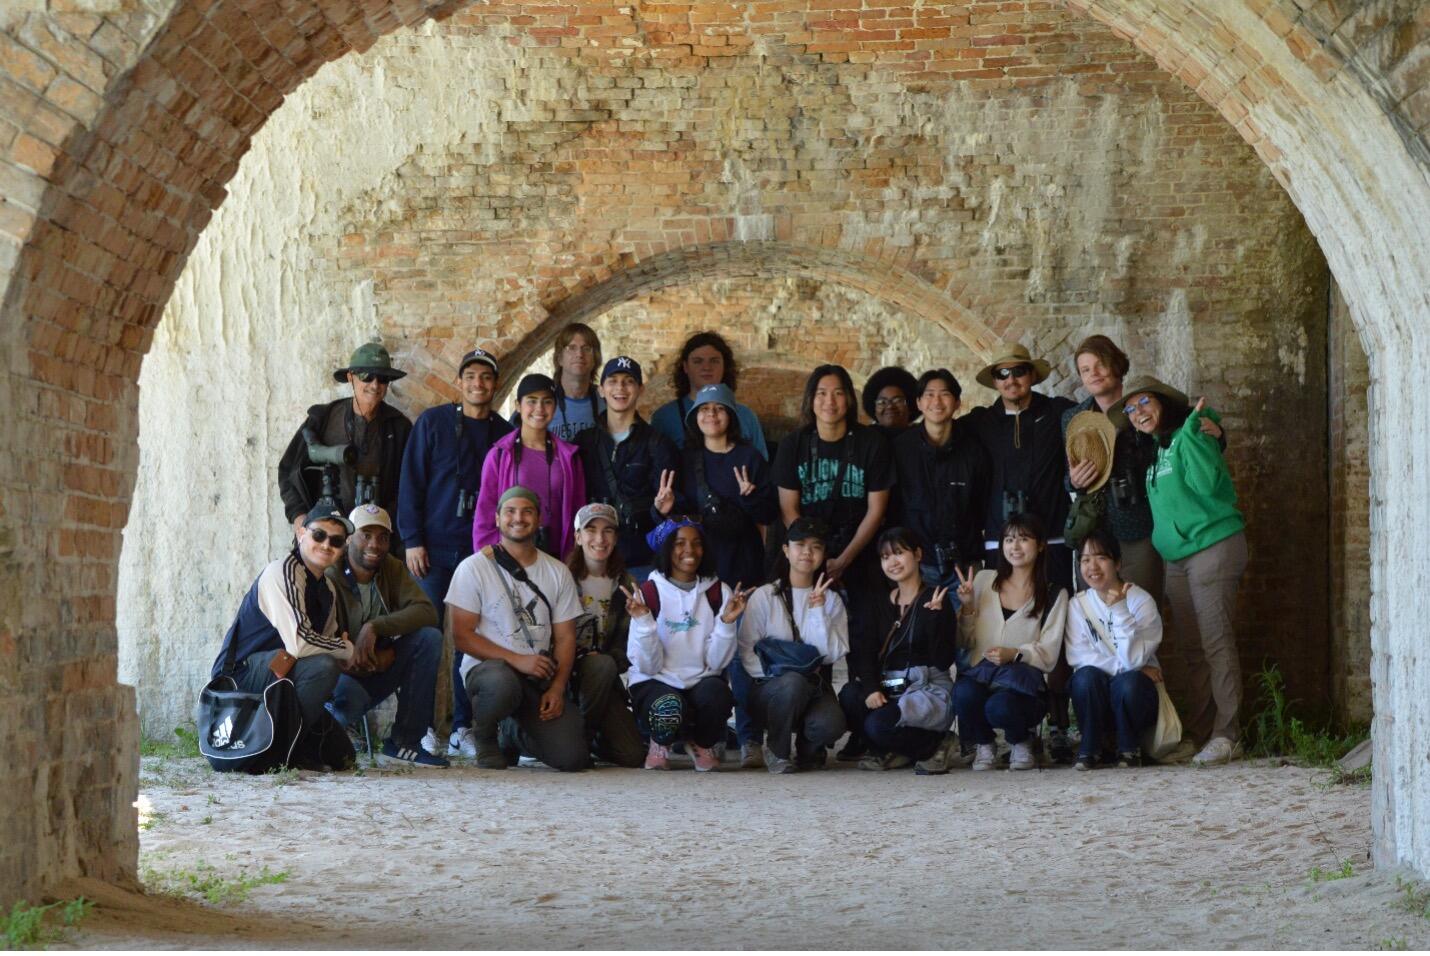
[[874, 396, 908, 409], [1122, 394, 1153, 417], [308, 528, 347, 549], [354, 372, 390, 384], [992, 363, 1034, 381]]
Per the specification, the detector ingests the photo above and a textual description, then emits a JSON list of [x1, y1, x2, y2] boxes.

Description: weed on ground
[[140, 860, 289, 906], [1, 897, 92, 950]]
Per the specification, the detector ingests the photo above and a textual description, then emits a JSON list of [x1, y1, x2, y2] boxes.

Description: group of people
[[209, 324, 1249, 774]]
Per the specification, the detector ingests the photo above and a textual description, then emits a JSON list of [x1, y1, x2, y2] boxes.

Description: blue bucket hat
[[683, 383, 738, 426]]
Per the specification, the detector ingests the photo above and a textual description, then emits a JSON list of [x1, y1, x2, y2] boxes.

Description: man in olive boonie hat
[[278, 340, 414, 546]]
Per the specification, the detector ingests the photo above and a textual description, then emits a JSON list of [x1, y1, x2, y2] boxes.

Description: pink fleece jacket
[[472, 430, 586, 560]]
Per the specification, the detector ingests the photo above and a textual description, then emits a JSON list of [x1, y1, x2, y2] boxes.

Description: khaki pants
[[1162, 531, 1248, 744]]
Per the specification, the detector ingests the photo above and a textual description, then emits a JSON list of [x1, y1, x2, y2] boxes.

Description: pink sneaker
[[690, 742, 720, 772], [644, 739, 670, 770]]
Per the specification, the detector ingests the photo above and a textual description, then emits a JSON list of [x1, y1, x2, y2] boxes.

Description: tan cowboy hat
[[1064, 411, 1118, 493], [1108, 375, 1189, 431], [976, 343, 1053, 389]]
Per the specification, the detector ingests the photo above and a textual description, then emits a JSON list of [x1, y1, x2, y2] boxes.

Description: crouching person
[[738, 518, 849, 773], [445, 487, 590, 771], [567, 503, 645, 767], [208, 505, 359, 771], [323, 505, 447, 767], [839, 528, 958, 771], [625, 518, 750, 771], [1065, 529, 1163, 770]]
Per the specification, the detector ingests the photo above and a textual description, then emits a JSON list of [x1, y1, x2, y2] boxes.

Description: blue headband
[[645, 516, 702, 554]]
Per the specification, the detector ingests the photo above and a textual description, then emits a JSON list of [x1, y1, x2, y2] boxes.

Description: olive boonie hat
[[975, 343, 1052, 390], [1108, 375, 1190, 431], [1064, 411, 1118, 493], [334, 342, 406, 383]]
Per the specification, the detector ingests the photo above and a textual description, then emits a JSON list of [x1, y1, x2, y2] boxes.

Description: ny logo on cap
[[616, 357, 633, 369]]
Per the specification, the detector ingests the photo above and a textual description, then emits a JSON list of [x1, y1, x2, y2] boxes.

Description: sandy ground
[[58, 752, 1430, 950]]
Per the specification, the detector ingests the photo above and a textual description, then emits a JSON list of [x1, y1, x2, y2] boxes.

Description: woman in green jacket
[[1114, 376, 1247, 767]]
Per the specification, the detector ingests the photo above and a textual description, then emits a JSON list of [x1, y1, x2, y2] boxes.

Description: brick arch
[[491, 241, 1001, 406], [1, 0, 1428, 902]]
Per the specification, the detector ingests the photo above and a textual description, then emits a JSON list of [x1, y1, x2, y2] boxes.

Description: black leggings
[[629, 676, 733, 748]]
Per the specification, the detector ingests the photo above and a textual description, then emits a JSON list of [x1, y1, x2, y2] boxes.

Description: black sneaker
[[1048, 729, 1076, 765], [380, 740, 450, 768], [1116, 751, 1141, 768], [474, 734, 509, 770], [836, 735, 868, 762], [1073, 754, 1097, 772]]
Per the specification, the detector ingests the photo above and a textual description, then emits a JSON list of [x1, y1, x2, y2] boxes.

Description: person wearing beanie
[[397, 346, 514, 759], [472, 373, 587, 561], [575, 356, 682, 578], [277, 341, 413, 544], [445, 486, 589, 771]]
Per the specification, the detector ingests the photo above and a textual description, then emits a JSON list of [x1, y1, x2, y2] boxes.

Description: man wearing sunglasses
[[209, 505, 359, 768], [278, 341, 414, 547]]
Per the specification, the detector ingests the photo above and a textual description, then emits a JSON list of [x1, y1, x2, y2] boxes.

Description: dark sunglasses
[[307, 527, 347, 549], [1122, 394, 1154, 417], [992, 363, 1034, 381], [354, 372, 391, 384]]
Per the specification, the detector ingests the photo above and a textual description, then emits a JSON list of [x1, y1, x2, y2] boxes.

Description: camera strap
[[599, 428, 627, 513], [776, 583, 804, 644], [878, 592, 920, 665], [485, 545, 555, 644], [685, 443, 719, 511]]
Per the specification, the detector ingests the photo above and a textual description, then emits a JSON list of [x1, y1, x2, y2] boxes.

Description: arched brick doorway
[[0, 0, 1426, 902]]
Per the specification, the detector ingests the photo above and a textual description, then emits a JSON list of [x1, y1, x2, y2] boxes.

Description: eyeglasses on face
[[354, 372, 390, 385], [1122, 395, 1154, 416], [992, 363, 1034, 381], [874, 396, 908, 409], [308, 528, 347, 549]]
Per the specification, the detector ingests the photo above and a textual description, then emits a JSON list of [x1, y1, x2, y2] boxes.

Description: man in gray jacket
[[325, 504, 448, 767]]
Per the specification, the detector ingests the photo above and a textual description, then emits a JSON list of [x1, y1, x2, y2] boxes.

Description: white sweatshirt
[[957, 569, 1068, 673], [736, 583, 849, 679], [1064, 585, 1162, 675], [626, 572, 737, 690]]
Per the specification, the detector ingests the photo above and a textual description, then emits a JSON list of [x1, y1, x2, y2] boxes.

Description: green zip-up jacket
[[1146, 407, 1245, 562], [327, 553, 438, 639]]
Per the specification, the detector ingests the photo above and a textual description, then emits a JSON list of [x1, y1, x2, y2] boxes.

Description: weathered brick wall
[[1329, 282, 1372, 728], [1, 0, 1429, 906]]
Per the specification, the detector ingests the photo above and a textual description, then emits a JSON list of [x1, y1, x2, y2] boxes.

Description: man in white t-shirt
[[445, 485, 588, 770]]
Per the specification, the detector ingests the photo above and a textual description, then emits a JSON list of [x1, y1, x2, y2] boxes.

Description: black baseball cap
[[460, 348, 499, 376]]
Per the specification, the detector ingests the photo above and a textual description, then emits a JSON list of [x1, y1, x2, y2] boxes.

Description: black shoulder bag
[[197, 629, 304, 774]]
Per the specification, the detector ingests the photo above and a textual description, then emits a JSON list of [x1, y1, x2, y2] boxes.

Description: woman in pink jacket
[[473, 373, 586, 559]]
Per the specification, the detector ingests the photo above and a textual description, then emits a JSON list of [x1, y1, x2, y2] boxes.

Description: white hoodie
[[1064, 585, 1162, 675], [736, 583, 848, 679], [626, 572, 737, 689]]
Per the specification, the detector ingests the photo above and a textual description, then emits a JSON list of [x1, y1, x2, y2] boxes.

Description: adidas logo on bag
[[211, 715, 245, 750]]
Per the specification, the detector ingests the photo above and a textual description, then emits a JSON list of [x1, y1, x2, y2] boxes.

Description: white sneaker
[[1009, 740, 1035, 771], [448, 727, 478, 759], [971, 743, 997, 771], [420, 727, 439, 755], [1192, 737, 1241, 766]]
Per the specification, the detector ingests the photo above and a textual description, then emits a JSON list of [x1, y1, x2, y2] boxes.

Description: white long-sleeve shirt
[[626, 572, 737, 689], [1064, 585, 1162, 676], [957, 569, 1068, 673], [736, 583, 849, 679]]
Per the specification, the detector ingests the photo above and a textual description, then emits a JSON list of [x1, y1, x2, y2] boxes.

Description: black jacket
[[963, 391, 1077, 544], [277, 399, 413, 529], [891, 421, 990, 568], [575, 415, 680, 567]]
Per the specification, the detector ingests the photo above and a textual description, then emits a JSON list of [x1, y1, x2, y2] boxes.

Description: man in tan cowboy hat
[[964, 341, 1079, 762], [278, 341, 414, 545]]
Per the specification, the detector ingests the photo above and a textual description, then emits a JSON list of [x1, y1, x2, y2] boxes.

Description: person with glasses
[[1113, 377, 1247, 767], [650, 330, 769, 459], [962, 343, 1077, 761], [398, 347, 514, 759], [862, 366, 920, 439], [209, 504, 360, 770], [543, 323, 606, 442], [278, 342, 414, 546]]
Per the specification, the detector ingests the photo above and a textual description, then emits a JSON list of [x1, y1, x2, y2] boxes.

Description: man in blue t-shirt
[[398, 346, 514, 757]]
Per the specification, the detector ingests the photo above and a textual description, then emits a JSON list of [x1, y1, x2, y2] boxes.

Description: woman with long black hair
[[773, 364, 894, 761]]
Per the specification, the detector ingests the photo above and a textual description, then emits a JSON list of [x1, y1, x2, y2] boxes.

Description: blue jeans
[[415, 546, 471, 732], [727, 658, 760, 746], [327, 626, 443, 750], [1068, 666, 1158, 757], [951, 676, 1046, 746], [836, 679, 942, 760]]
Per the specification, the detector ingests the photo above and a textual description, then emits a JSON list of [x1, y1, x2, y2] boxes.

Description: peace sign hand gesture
[[654, 469, 677, 515], [1104, 581, 1135, 606], [953, 565, 976, 615], [807, 573, 832, 608], [923, 585, 951, 611], [733, 465, 756, 496], [621, 583, 651, 618], [720, 582, 757, 623]]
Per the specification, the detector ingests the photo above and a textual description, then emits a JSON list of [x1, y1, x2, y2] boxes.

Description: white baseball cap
[[348, 503, 392, 532]]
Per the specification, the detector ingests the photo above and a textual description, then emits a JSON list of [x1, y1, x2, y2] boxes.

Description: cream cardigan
[[957, 569, 1068, 673]]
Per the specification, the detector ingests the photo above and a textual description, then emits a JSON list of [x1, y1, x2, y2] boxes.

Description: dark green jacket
[[327, 553, 438, 639]]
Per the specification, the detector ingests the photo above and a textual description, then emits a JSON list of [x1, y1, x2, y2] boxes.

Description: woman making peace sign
[[737, 518, 850, 773]]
